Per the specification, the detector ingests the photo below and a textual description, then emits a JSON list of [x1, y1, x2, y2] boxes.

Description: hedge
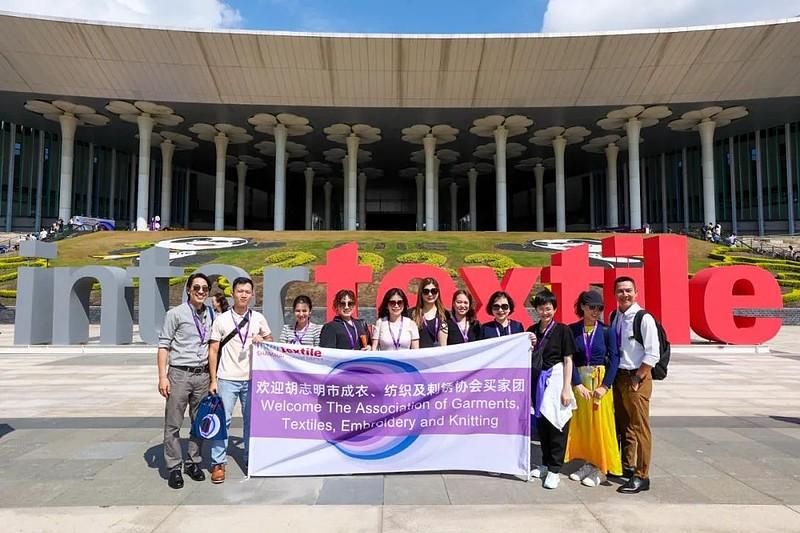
[[358, 252, 385, 272], [463, 253, 520, 276], [250, 251, 317, 275], [708, 247, 800, 304], [396, 252, 448, 267]]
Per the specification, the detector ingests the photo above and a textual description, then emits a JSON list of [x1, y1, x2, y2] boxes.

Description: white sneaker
[[543, 471, 560, 489], [581, 468, 602, 487], [531, 465, 548, 479], [569, 463, 593, 481]]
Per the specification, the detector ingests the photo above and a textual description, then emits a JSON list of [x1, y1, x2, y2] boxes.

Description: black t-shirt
[[417, 315, 447, 348], [526, 321, 577, 370], [446, 316, 481, 344], [319, 317, 371, 350]]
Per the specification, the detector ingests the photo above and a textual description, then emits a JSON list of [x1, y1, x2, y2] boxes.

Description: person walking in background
[[372, 288, 419, 350], [319, 289, 372, 350], [446, 289, 481, 344], [156, 273, 214, 489], [279, 295, 322, 346], [411, 277, 448, 347], [565, 290, 622, 488], [611, 276, 659, 494]]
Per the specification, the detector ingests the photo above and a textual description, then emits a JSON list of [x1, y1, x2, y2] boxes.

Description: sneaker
[[543, 471, 560, 489], [210, 464, 226, 484], [569, 463, 594, 482], [531, 465, 548, 479], [581, 468, 602, 487]]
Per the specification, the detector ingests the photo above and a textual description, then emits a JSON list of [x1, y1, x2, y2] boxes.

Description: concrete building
[[1, 12, 799, 234]]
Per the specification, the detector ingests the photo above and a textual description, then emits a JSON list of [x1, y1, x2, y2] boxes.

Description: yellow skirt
[[564, 365, 622, 476]]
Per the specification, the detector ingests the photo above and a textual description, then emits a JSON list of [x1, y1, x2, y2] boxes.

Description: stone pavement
[[1, 327, 800, 532]]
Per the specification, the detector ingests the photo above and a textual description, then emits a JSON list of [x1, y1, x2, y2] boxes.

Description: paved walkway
[[2, 328, 800, 531]]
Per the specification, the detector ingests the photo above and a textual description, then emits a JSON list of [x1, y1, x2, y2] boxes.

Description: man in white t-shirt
[[207, 277, 272, 484]]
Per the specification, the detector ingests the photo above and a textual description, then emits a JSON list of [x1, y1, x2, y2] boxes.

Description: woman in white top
[[279, 295, 322, 346], [371, 288, 420, 351]]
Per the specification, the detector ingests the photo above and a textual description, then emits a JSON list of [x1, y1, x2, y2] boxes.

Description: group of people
[[18, 219, 65, 244], [158, 274, 658, 496]]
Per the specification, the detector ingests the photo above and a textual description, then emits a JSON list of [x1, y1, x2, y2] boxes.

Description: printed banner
[[248, 333, 532, 477]]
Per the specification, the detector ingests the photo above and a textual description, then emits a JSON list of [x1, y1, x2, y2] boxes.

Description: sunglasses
[[492, 303, 510, 311], [191, 285, 209, 293], [421, 288, 439, 296], [587, 304, 604, 311], [338, 301, 354, 308], [388, 300, 404, 307]]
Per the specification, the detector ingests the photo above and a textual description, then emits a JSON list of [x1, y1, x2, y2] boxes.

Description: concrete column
[[346, 134, 359, 231], [625, 117, 642, 230], [323, 181, 333, 230], [623, 161, 630, 226], [468, 168, 478, 231], [85, 142, 94, 217], [423, 134, 436, 231], [433, 157, 440, 230], [589, 171, 596, 230], [341, 156, 349, 226], [681, 147, 689, 233], [660, 153, 668, 232], [34, 130, 44, 231], [358, 171, 367, 230], [698, 119, 717, 226], [534, 164, 545, 232], [304, 167, 314, 230], [272, 124, 288, 231], [786, 123, 795, 234], [159, 140, 175, 228], [212, 133, 229, 231], [494, 125, 508, 232], [183, 169, 191, 228], [415, 173, 424, 230], [236, 161, 247, 230], [605, 143, 619, 227], [4, 123, 14, 232], [729, 136, 738, 235], [450, 181, 458, 230], [109, 148, 116, 221], [129, 153, 136, 227], [149, 158, 156, 217], [755, 129, 765, 236], [640, 156, 647, 226], [57, 115, 77, 222], [136, 114, 154, 231], [553, 135, 567, 232]]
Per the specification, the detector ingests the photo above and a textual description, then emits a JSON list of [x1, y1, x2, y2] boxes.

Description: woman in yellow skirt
[[565, 290, 622, 487]]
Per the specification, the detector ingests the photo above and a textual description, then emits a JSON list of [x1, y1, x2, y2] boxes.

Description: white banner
[[248, 333, 532, 477]]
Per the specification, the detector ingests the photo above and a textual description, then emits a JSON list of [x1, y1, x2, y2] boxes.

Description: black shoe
[[617, 475, 650, 494], [168, 469, 184, 489], [622, 466, 635, 479], [184, 462, 206, 482]]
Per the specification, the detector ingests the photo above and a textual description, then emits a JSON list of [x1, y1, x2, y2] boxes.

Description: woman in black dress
[[411, 277, 448, 348], [446, 289, 481, 344], [319, 289, 372, 350]]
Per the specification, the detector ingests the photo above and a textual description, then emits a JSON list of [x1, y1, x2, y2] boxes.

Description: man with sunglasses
[[157, 273, 214, 489]]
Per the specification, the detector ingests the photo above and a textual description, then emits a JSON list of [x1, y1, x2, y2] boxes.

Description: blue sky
[[238, 0, 548, 33]]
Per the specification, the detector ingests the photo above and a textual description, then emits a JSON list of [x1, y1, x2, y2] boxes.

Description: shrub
[[0, 289, 16, 298], [396, 252, 447, 266], [463, 253, 520, 276], [250, 251, 317, 275], [358, 252, 385, 272]]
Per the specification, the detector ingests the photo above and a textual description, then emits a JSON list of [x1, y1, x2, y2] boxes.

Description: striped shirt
[[279, 322, 322, 346]]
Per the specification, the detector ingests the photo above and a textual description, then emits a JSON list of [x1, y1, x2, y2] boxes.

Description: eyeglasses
[[191, 285, 209, 293], [388, 300, 404, 307], [421, 288, 439, 296], [492, 303, 510, 311], [587, 304, 604, 311], [338, 301, 354, 308]]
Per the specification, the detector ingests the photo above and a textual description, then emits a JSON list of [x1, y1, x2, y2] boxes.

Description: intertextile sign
[[247, 334, 532, 477], [15, 234, 783, 346]]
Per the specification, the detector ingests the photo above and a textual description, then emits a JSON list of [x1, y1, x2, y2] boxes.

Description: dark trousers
[[614, 369, 653, 478], [163, 366, 209, 470], [537, 416, 570, 473]]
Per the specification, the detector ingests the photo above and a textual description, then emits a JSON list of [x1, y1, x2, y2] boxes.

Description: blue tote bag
[[191, 394, 227, 440]]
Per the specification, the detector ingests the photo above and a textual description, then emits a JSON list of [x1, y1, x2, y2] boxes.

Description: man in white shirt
[[207, 277, 272, 484], [611, 276, 659, 494]]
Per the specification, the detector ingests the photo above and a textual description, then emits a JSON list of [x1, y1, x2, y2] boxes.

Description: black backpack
[[610, 309, 671, 380]]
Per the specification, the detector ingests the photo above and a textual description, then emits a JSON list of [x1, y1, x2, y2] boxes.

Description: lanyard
[[343, 320, 358, 349], [583, 323, 597, 357], [495, 321, 511, 337], [292, 321, 310, 344], [425, 317, 439, 342], [457, 318, 470, 342], [231, 309, 251, 345], [388, 317, 403, 349], [616, 310, 625, 347], [534, 320, 555, 353], [188, 303, 207, 344]]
